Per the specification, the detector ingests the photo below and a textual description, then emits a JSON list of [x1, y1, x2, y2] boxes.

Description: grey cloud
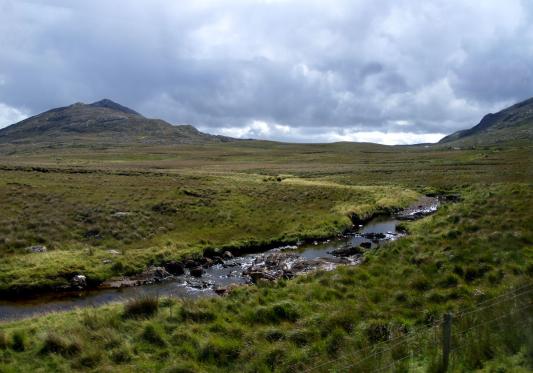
[[0, 0, 532, 143]]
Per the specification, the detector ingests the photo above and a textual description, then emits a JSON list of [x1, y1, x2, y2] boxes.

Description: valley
[[0, 99, 531, 372]]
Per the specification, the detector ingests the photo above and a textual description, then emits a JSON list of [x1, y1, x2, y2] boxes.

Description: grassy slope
[[0, 140, 531, 371]]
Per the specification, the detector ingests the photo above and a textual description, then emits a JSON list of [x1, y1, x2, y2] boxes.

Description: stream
[[0, 197, 439, 322]]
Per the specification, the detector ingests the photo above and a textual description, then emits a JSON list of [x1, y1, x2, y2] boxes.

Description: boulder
[[328, 246, 363, 257], [222, 251, 234, 259], [151, 266, 171, 280], [164, 261, 185, 276], [131, 266, 172, 284], [71, 274, 87, 288], [190, 266, 204, 278], [214, 286, 228, 295], [184, 259, 200, 268], [362, 232, 386, 240], [248, 270, 277, 283], [360, 242, 372, 249]]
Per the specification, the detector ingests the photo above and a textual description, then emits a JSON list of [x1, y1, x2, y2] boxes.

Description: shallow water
[[0, 198, 438, 321]]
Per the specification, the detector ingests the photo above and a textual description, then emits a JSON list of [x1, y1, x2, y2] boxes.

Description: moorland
[[0, 98, 531, 372]]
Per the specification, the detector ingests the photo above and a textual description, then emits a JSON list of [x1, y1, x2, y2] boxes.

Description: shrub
[[123, 296, 159, 319]]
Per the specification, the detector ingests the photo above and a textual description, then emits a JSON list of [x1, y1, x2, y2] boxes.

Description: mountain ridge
[[439, 97, 533, 145], [0, 99, 233, 145]]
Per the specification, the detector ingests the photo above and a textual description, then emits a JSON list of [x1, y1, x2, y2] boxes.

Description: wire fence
[[298, 283, 533, 372]]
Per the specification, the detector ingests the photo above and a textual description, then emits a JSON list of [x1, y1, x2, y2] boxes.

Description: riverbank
[[0, 183, 531, 372], [0, 196, 439, 321], [0, 170, 420, 297]]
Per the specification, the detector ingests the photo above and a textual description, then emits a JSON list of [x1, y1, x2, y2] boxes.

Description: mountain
[[0, 99, 233, 145], [439, 97, 533, 146]]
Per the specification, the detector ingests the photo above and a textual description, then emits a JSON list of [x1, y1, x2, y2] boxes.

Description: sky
[[0, 0, 532, 144]]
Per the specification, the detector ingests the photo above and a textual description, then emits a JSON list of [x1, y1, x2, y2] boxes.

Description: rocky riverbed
[[0, 196, 441, 321]]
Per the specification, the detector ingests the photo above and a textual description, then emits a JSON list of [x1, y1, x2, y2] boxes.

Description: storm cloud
[[1, 0, 532, 144]]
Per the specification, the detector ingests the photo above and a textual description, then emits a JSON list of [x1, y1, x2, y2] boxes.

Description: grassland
[[0, 140, 531, 371], [0, 165, 418, 295]]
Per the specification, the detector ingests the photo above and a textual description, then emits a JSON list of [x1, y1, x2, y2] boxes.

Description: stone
[[111, 212, 132, 218], [130, 266, 172, 285], [25, 245, 47, 253], [184, 259, 199, 268], [190, 266, 204, 278], [222, 251, 234, 259], [214, 286, 228, 295], [328, 246, 363, 257], [151, 266, 171, 280], [360, 242, 372, 249], [248, 270, 276, 283], [71, 274, 87, 288], [164, 261, 185, 276], [362, 232, 386, 240]]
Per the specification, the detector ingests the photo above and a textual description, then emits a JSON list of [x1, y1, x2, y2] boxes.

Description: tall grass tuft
[[11, 330, 25, 352], [40, 332, 81, 356], [0, 331, 7, 349], [123, 295, 159, 319], [141, 324, 166, 346]]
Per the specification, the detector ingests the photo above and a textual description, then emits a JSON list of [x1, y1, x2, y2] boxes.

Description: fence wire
[[299, 283, 533, 372]]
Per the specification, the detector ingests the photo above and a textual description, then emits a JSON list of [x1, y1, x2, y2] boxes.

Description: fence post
[[442, 313, 453, 371]]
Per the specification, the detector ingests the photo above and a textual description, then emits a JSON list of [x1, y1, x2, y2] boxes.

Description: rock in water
[[71, 274, 87, 288], [328, 246, 363, 257], [190, 266, 204, 278], [164, 261, 185, 275]]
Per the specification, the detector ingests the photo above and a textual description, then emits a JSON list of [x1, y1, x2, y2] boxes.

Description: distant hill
[[439, 97, 533, 146], [0, 99, 233, 145]]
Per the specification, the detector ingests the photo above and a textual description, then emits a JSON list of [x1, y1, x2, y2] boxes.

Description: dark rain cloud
[[0, 0, 532, 143]]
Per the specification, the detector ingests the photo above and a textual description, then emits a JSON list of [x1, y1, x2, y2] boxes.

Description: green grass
[[0, 140, 531, 371], [0, 167, 418, 294], [0, 182, 531, 372]]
